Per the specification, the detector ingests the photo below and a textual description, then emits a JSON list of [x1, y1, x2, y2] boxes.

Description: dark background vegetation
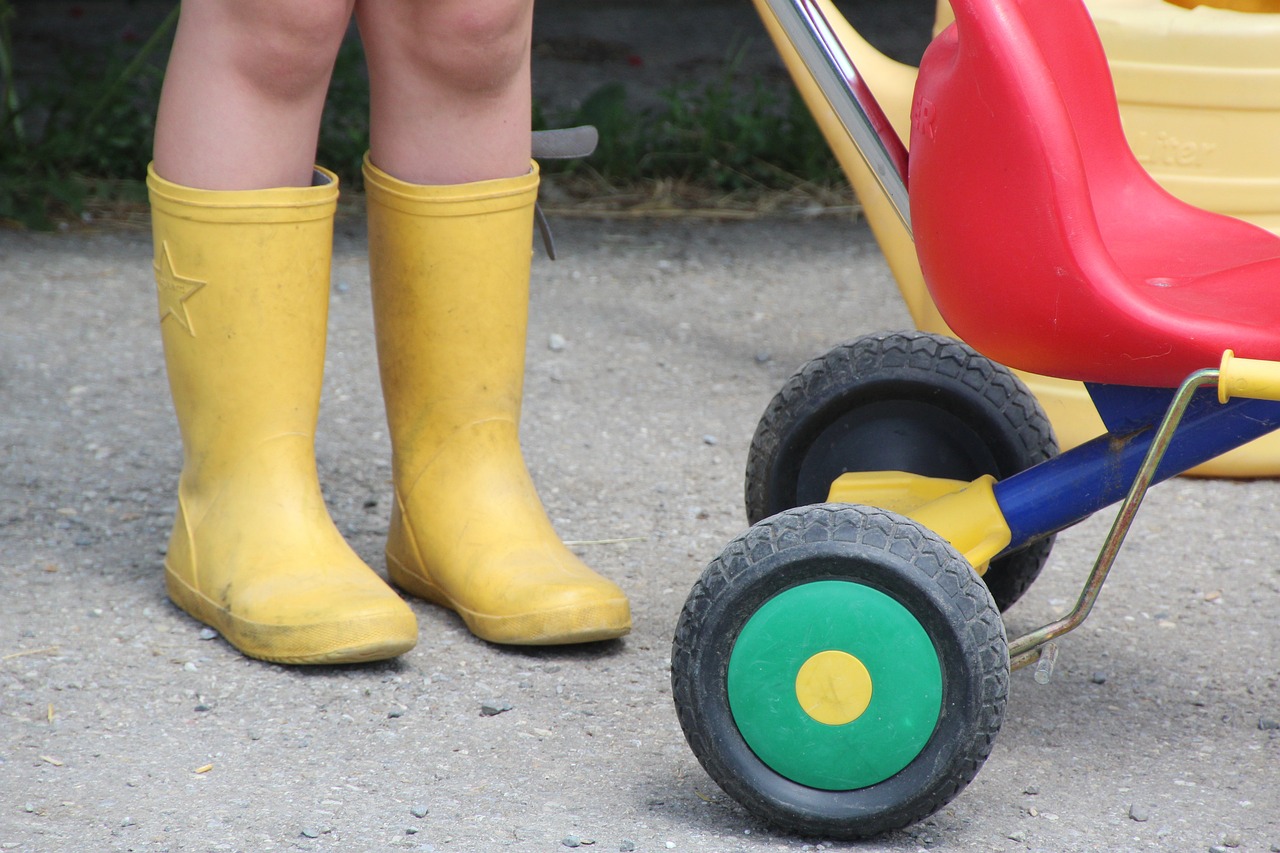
[[0, 0, 934, 229]]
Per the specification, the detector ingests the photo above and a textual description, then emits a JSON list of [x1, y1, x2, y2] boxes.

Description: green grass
[[0, 6, 846, 230], [0, 3, 176, 229]]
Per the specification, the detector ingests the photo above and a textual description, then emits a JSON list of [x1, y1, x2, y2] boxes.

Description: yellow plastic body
[[363, 157, 631, 645], [826, 469, 967, 516], [772, 0, 1280, 477], [828, 472, 1012, 571], [937, 0, 1280, 231], [147, 165, 418, 665], [1166, 0, 1280, 9], [1218, 350, 1280, 402], [753, 0, 948, 334]]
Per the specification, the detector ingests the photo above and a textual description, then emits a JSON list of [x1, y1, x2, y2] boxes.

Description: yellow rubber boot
[[148, 164, 418, 664], [364, 156, 631, 645]]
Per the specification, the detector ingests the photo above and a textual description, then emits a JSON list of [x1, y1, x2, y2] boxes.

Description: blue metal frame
[[994, 383, 1280, 554]]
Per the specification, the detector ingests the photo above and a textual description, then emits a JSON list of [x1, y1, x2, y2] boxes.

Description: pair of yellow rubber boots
[[147, 158, 630, 664]]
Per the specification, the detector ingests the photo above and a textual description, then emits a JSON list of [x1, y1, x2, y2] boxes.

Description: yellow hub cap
[[794, 650, 873, 726]]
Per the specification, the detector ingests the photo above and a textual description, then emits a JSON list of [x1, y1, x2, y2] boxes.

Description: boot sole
[[165, 565, 418, 665], [387, 554, 631, 645]]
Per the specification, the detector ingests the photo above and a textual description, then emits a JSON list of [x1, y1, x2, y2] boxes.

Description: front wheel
[[671, 503, 1009, 839]]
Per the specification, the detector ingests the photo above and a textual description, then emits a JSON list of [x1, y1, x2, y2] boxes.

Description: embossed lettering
[[1132, 130, 1217, 169], [911, 97, 937, 141]]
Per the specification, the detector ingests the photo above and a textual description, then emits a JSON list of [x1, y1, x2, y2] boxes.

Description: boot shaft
[[364, 156, 540, 459], [148, 165, 339, 483]]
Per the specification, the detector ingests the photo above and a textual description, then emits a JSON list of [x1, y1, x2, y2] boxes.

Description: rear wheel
[[745, 331, 1057, 610]]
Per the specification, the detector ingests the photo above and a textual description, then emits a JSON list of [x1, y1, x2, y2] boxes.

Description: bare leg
[[355, 0, 534, 184], [153, 0, 355, 189]]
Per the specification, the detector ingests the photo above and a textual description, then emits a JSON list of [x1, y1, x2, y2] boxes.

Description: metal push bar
[[761, 0, 913, 235]]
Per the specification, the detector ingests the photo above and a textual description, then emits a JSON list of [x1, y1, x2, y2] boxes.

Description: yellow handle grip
[[1218, 350, 1280, 403]]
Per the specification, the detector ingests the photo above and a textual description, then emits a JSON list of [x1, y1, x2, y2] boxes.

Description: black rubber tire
[[745, 331, 1058, 611], [671, 503, 1009, 840]]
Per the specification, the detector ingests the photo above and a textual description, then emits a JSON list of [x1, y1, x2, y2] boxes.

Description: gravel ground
[[2, 210, 1279, 852]]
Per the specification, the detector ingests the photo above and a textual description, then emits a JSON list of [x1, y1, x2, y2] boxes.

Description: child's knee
[[224, 0, 353, 102], [405, 0, 532, 95]]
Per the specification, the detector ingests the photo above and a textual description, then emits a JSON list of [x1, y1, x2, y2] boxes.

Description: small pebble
[[1259, 717, 1279, 731], [410, 805, 429, 819], [198, 627, 219, 641], [405, 826, 418, 835], [1210, 847, 1229, 853], [754, 351, 772, 364], [620, 841, 637, 852], [1023, 785, 1040, 795], [1129, 804, 1150, 822], [387, 709, 404, 719], [300, 828, 320, 839], [702, 434, 718, 446], [480, 700, 513, 716], [120, 816, 135, 827], [563, 837, 581, 849], [1091, 671, 1108, 685], [1007, 830, 1027, 843], [548, 333, 567, 352], [194, 703, 212, 713], [1223, 834, 1243, 848], [23, 803, 34, 813]]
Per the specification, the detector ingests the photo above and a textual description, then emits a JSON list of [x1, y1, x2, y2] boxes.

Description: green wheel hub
[[727, 580, 943, 790]]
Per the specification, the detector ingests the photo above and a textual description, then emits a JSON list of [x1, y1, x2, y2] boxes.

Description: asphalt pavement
[[4, 200, 1280, 852]]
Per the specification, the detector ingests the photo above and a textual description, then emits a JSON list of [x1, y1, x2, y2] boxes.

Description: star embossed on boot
[[154, 241, 206, 335]]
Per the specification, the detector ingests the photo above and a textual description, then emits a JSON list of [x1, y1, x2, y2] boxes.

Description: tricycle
[[669, 0, 1280, 838]]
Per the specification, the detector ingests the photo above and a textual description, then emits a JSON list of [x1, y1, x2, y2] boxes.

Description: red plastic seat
[[908, 0, 1280, 388]]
